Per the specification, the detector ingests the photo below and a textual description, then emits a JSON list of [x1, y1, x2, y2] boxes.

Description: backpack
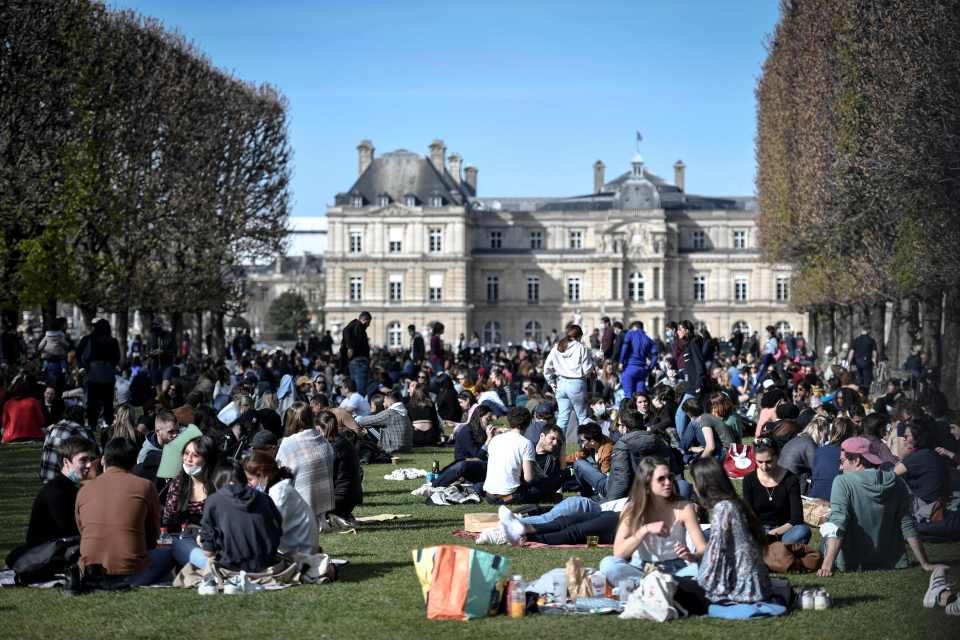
[[355, 439, 392, 465], [5, 536, 80, 585]]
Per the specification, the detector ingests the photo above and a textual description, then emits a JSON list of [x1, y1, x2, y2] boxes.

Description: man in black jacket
[[408, 324, 425, 366], [339, 311, 372, 395], [26, 437, 98, 547], [603, 405, 681, 500]]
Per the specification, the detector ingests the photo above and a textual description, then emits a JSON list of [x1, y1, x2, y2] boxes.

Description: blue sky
[[112, 0, 781, 216]]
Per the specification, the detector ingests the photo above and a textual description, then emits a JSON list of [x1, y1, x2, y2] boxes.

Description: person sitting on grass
[[276, 402, 335, 524], [482, 406, 536, 504], [25, 436, 97, 547], [355, 390, 413, 454], [317, 410, 363, 521], [568, 421, 614, 498], [75, 437, 161, 587], [432, 405, 495, 487], [600, 456, 709, 614], [243, 451, 318, 555], [527, 423, 564, 502], [893, 420, 960, 541], [605, 403, 683, 500], [200, 460, 282, 573], [689, 456, 772, 604], [817, 436, 942, 576], [808, 416, 856, 500], [742, 437, 811, 544]]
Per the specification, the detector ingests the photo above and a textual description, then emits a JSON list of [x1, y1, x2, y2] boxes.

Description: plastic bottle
[[157, 527, 173, 547], [508, 575, 525, 618]]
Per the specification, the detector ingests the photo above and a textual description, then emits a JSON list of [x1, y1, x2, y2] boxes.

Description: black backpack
[[5, 536, 80, 585]]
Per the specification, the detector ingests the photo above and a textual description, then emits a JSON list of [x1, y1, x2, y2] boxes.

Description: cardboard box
[[464, 512, 500, 533]]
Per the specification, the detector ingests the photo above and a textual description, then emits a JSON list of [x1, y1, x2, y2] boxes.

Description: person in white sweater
[[244, 450, 319, 555], [544, 324, 595, 440]]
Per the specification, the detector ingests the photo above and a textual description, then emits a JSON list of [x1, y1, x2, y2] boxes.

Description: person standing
[[81, 319, 121, 432], [544, 325, 595, 440], [339, 311, 371, 395], [848, 327, 878, 392], [619, 320, 658, 396], [674, 320, 708, 449], [428, 322, 445, 375], [408, 324, 425, 369]]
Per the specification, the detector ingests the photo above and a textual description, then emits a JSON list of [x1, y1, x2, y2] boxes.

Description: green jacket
[[828, 468, 917, 571]]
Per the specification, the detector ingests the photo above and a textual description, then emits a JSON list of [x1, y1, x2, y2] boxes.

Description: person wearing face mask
[[24, 437, 97, 548], [161, 435, 219, 533], [244, 451, 318, 555]]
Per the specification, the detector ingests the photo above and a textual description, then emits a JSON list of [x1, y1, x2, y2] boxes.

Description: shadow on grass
[[359, 518, 459, 532], [830, 594, 883, 608], [338, 560, 410, 583]]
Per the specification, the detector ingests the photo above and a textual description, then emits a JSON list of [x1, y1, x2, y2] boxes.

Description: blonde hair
[[110, 406, 140, 444]]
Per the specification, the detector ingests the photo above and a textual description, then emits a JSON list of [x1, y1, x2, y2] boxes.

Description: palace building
[[321, 138, 805, 348]]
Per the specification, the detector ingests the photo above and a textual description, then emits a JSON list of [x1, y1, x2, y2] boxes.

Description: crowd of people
[[0, 310, 957, 615]]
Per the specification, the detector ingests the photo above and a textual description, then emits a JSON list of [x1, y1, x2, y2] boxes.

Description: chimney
[[673, 159, 686, 192], [464, 165, 478, 192], [593, 160, 605, 194], [428, 139, 446, 174], [447, 153, 462, 183], [357, 140, 374, 176]]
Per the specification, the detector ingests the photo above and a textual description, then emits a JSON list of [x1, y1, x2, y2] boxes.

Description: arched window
[[483, 321, 502, 346], [524, 320, 543, 342], [732, 320, 750, 334], [628, 272, 645, 302], [775, 321, 792, 337], [387, 321, 403, 349]]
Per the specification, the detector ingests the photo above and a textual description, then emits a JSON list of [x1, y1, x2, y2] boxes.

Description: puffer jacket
[[38, 331, 69, 361], [603, 429, 679, 500]]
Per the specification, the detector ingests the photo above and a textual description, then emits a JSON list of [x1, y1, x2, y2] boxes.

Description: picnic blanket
[[354, 513, 412, 524], [452, 529, 613, 549]]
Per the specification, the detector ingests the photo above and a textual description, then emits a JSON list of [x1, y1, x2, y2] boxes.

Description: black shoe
[[62, 564, 87, 597]]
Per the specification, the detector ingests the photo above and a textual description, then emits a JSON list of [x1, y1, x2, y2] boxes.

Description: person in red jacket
[[1, 375, 45, 443]]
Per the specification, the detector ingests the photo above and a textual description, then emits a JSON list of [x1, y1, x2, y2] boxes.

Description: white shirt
[[269, 478, 319, 555], [339, 392, 371, 417], [483, 430, 535, 495]]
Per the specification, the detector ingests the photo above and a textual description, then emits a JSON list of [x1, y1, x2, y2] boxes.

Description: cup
[[618, 579, 635, 606], [552, 573, 566, 604]]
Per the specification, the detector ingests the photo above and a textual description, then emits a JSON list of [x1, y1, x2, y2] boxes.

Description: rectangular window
[[653, 267, 661, 299], [429, 273, 443, 303], [486, 275, 499, 303], [693, 275, 706, 303], [428, 228, 443, 253], [734, 276, 748, 303], [567, 276, 581, 302], [569, 229, 584, 249], [388, 226, 403, 254], [733, 230, 747, 250], [527, 275, 540, 304], [489, 230, 502, 249], [776, 276, 790, 302], [529, 230, 543, 249], [349, 275, 363, 302], [629, 272, 645, 302], [692, 229, 706, 250], [349, 230, 363, 254], [389, 274, 403, 302]]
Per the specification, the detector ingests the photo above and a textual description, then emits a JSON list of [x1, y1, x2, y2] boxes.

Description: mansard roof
[[334, 149, 473, 207]]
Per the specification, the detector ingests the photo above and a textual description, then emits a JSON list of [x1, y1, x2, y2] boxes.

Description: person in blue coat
[[619, 321, 658, 396]]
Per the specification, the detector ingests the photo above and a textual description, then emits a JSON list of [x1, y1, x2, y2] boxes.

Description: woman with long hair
[[779, 414, 828, 493], [109, 405, 142, 447], [673, 320, 707, 448], [544, 324, 595, 440], [407, 384, 441, 446], [316, 410, 363, 520], [244, 450, 318, 554], [809, 416, 856, 500], [276, 401, 335, 522], [742, 437, 811, 544], [690, 456, 772, 604], [432, 405, 495, 487]]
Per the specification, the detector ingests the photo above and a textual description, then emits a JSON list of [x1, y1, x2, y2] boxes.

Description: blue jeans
[[520, 496, 601, 526], [674, 392, 696, 448], [348, 357, 370, 396], [556, 377, 589, 440], [130, 536, 207, 586], [573, 459, 608, 497], [599, 555, 698, 585], [769, 523, 812, 545]]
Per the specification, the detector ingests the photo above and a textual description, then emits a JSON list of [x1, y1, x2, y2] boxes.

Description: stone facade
[[323, 140, 805, 348]]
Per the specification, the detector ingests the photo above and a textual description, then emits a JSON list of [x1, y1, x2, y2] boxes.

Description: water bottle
[[508, 575, 525, 618]]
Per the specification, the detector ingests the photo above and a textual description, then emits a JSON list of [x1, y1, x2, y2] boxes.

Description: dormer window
[[377, 194, 390, 207], [430, 195, 443, 208], [404, 194, 416, 207], [351, 195, 363, 208]]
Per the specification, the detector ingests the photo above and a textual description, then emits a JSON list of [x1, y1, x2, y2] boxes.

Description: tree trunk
[[171, 311, 183, 356], [869, 301, 886, 361], [79, 305, 96, 333], [921, 293, 943, 371], [194, 311, 204, 357], [116, 309, 129, 368], [828, 304, 838, 354], [41, 296, 58, 331], [941, 288, 960, 410], [140, 310, 154, 334], [212, 312, 226, 360]]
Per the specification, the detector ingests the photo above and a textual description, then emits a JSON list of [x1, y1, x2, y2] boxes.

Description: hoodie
[[825, 468, 917, 571], [544, 340, 595, 388], [200, 483, 282, 572], [38, 331, 68, 361]]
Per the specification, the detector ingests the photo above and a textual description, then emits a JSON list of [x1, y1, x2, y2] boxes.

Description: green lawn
[[1, 443, 957, 639]]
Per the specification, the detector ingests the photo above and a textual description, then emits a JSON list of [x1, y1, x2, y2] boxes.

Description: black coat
[[332, 435, 363, 516], [604, 430, 678, 500]]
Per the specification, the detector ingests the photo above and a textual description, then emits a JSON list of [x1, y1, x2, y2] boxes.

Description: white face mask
[[255, 480, 269, 493], [183, 463, 204, 477]]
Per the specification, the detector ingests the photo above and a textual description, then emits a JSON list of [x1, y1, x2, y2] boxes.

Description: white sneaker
[[197, 576, 218, 595], [498, 506, 525, 546], [222, 576, 243, 595], [476, 526, 507, 545], [946, 597, 959, 616], [924, 566, 949, 608]]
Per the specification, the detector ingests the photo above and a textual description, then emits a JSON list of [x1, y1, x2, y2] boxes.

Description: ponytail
[[557, 324, 583, 353]]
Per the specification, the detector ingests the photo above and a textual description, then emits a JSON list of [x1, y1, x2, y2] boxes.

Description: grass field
[[1, 442, 957, 639]]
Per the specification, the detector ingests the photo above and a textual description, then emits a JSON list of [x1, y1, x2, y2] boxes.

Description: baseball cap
[[251, 430, 278, 450], [762, 378, 776, 390], [841, 437, 883, 465]]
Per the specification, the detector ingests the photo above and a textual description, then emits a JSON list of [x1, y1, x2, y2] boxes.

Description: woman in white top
[[599, 456, 707, 583], [244, 450, 319, 555], [543, 324, 595, 440]]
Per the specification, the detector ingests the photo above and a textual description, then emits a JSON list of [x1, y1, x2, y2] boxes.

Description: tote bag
[[723, 443, 756, 478]]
